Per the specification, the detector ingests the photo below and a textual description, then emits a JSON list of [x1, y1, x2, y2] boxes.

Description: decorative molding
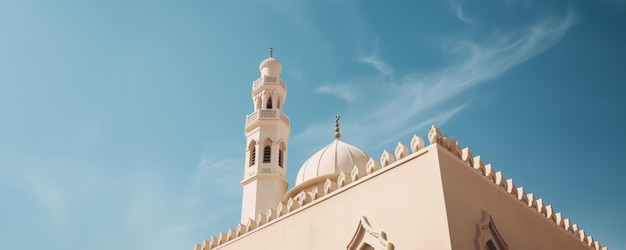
[[380, 150, 394, 167], [295, 191, 309, 207], [351, 165, 361, 181], [266, 208, 276, 222], [209, 236, 217, 248], [516, 187, 526, 202], [483, 164, 494, 181], [245, 109, 290, 128], [366, 157, 380, 175], [308, 187, 319, 201], [347, 215, 394, 250], [260, 109, 276, 118], [245, 219, 256, 232], [394, 142, 408, 160], [473, 155, 485, 174], [217, 232, 227, 245], [476, 211, 508, 250], [428, 125, 461, 158], [286, 198, 298, 213], [505, 179, 516, 196], [255, 213, 266, 228], [410, 134, 424, 153], [227, 228, 235, 241], [275, 203, 285, 217], [201, 239, 209, 250], [461, 147, 474, 166], [236, 223, 246, 237], [324, 178, 335, 195], [337, 171, 347, 188], [252, 76, 287, 90], [428, 125, 442, 145]]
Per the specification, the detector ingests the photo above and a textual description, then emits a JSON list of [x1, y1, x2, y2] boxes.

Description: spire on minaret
[[270, 47, 273, 58], [334, 114, 341, 140]]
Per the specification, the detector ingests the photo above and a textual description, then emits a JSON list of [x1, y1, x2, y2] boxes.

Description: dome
[[295, 139, 370, 186], [259, 57, 282, 77]]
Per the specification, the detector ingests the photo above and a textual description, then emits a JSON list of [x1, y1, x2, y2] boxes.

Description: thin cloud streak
[[360, 102, 469, 150], [456, 4, 472, 23], [316, 84, 358, 103], [299, 12, 574, 152], [193, 156, 242, 196], [377, 11, 573, 121], [24, 168, 73, 227], [125, 148, 243, 250], [359, 53, 393, 76]]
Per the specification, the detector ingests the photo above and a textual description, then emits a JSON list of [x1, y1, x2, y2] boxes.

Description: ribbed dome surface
[[295, 140, 370, 186]]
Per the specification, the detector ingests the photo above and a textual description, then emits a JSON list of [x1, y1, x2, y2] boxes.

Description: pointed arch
[[266, 97, 273, 109], [277, 141, 286, 168], [278, 149, 284, 167], [254, 93, 262, 110], [248, 140, 257, 166], [277, 140, 286, 149], [261, 137, 274, 147], [347, 216, 394, 250], [260, 137, 274, 164], [476, 211, 508, 250]]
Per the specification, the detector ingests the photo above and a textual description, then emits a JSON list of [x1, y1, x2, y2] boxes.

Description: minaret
[[240, 49, 290, 224]]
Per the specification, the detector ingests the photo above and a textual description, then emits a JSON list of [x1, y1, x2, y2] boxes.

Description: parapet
[[426, 125, 607, 250], [193, 125, 607, 250]]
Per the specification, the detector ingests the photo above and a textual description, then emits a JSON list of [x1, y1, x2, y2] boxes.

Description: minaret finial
[[270, 48, 273, 58], [334, 115, 341, 140]]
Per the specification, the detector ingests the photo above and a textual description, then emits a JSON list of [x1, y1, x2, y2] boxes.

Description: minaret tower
[[240, 49, 290, 224]]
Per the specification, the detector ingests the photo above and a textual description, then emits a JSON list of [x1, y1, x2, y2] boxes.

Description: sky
[[0, 0, 625, 249]]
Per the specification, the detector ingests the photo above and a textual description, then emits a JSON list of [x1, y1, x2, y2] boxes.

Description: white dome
[[259, 57, 282, 76], [295, 139, 370, 186]]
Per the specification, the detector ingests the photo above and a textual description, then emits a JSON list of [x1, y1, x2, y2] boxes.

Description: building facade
[[193, 54, 607, 250]]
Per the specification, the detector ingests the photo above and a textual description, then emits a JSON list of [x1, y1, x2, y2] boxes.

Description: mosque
[[192, 52, 607, 250]]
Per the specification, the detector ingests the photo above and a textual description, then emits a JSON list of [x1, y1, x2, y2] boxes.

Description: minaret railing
[[246, 109, 290, 126], [253, 76, 287, 90]]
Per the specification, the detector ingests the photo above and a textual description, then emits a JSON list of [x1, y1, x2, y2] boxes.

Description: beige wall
[[218, 147, 454, 249], [207, 144, 593, 250], [436, 145, 589, 250], [241, 177, 288, 223]]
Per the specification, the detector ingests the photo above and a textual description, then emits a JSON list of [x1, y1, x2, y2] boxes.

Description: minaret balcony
[[246, 109, 290, 127], [253, 76, 287, 90]]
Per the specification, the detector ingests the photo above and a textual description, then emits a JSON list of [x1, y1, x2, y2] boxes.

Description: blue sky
[[1, 0, 625, 249]]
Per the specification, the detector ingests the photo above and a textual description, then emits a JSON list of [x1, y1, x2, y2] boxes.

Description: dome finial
[[334, 115, 341, 140], [270, 47, 273, 58]]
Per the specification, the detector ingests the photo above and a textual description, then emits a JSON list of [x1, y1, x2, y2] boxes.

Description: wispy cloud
[[316, 84, 359, 103], [126, 146, 243, 250], [192, 156, 242, 196], [456, 4, 472, 23], [295, 12, 574, 153], [359, 53, 393, 76], [24, 168, 73, 227]]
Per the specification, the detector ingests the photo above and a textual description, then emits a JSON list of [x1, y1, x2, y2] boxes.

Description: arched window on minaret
[[248, 140, 257, 166], [266, 97, 273, 109], [276, 98, 281, 109], [263, 145, 271, 163], [278, 141, 286, 168]]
